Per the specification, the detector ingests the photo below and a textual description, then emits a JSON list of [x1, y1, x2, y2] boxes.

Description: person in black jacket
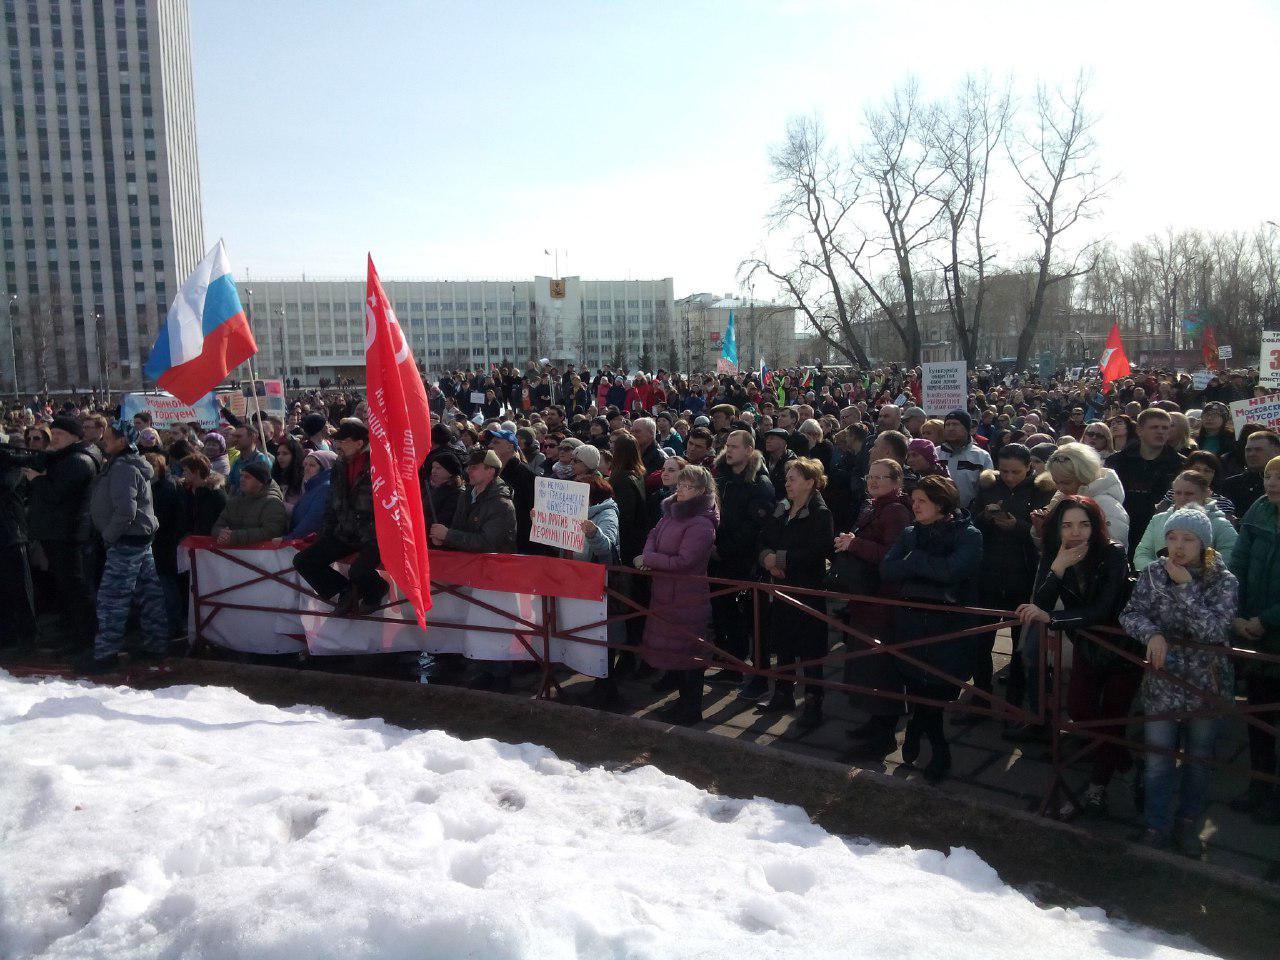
[[144, 452, 189, 639], [293, 419, 383, 617], [22, 416, 99, 649], [1016, 495, 1134, 818], [489, 430, 535, 552], [970, 444, 1055, 707], [0, 440, 39, 652], [180, 453, 229, 537], [1108, 409, 1186, 558], [709, 430, 775, 696], [756, 457, 835, 729], [423, 451, 464, 530]]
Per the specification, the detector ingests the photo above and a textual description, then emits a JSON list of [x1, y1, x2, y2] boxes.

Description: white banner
[[179, 543, 609, 677], [1261, 331, 1280, 388], [1229, 391, 1280, 437], [921, 361, 967, 416]]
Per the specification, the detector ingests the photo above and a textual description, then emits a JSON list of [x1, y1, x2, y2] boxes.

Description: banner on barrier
[[178, 539, 609, 677]]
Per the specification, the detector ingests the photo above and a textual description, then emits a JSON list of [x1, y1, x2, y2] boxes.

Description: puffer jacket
[[1121, 552, 1239, 712], [27, 440, 98, 542], [444, 478, 517, 553], [89, 450, 158, 546], [568, 498, 620, 564], [1133, 501, 1238, 571], [212, 479, 288, 546], [1229, 496, 1280, 680], [1041, 467, 1130, 547]]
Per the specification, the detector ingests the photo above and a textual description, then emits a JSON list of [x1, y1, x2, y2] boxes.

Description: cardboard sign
[[921, 361, 967, 416], [1191, 370, 1213, 391], [530, 476, 589, 552], [470, 391, 486, 406], [1218, 345, 1233, 360], [1261, 331, 1280, 388], [1229, 391, 1280, 437], [121, 391, 222, 430]]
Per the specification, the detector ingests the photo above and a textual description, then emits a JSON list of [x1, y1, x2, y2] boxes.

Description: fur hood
[[979, 467, 1055, 494]]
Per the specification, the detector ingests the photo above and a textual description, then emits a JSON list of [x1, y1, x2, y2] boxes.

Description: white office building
[[243, 276, 675, 382]]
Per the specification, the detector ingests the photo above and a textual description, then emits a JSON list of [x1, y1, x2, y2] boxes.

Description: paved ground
[[539, 630, 1279, 882]]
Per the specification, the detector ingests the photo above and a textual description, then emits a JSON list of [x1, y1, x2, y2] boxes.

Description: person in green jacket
[[1134, 470, 1237, 570], [1228, 455, 1280, 823], [211, 461, 288, 547]]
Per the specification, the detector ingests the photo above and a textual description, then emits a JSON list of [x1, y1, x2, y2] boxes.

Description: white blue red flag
[[144, 240, 257, 404]]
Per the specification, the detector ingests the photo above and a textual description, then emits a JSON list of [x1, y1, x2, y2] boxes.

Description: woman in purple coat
[[637, 464, 720, 724]]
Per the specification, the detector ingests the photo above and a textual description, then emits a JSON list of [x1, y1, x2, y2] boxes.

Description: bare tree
[[1008, 73, 1111, 369], [741, 116, 872, 366], [927, 76, 1012, 364]]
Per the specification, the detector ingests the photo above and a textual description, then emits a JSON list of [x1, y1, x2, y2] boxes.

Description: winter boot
[[795, 694, 824, 731]]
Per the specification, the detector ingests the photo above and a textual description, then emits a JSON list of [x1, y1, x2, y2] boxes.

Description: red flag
[[1202, 326, 1219, 371], [364, 256, 433, 627], [1098, 322, 1131, 394]]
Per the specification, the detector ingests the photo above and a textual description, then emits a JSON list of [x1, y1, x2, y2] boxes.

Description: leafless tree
[[927, 75, 1012, 364], [741, 116, 872, 366], [1008, 73, 1111, 369]]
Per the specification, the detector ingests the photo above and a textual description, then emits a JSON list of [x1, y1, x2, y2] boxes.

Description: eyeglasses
[[675, 480, 702, 490]]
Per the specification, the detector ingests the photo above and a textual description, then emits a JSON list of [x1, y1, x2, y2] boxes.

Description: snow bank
[[0, 671, 1217, 959]]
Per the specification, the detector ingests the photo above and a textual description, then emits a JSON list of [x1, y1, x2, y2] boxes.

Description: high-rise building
[[1, 0, 203, 395], [244, 276, 675, 382]]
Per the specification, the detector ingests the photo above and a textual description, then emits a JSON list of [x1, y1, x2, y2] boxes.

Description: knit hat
[[1164, 505, 1212, 548], [1029, 442, 1057, 464], [431, 451, 463, 477], [304, 449, 339, 473], [944, 409, 973, 432], [907, 437, 940, 465], [202, 432, 227, 455], [111, 419, 138, 448], [573, 444, 602, 472], [138, 427, 161, 447], [241, 461, 272, 487], [50, 415, 84, 439], [301, 412, 329, 437]]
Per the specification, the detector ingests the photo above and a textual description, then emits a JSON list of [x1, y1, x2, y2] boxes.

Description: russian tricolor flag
[[145, 240, 258, 404]]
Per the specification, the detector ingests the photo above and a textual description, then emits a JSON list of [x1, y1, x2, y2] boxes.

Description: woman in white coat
[[1042, 442, 1130, 546]]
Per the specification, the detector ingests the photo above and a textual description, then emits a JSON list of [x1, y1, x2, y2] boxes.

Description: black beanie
[[51, 415, 84, 439]]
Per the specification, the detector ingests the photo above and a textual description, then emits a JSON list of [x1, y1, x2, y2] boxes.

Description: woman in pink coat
[[637, 464, 719, 724]]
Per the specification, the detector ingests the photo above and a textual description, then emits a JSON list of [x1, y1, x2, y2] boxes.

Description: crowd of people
[[1, 358, 1278, 857]]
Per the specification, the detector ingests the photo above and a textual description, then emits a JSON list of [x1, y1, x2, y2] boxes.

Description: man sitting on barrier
[[210, 460, 288, 547], [293, 418, 384, 618]]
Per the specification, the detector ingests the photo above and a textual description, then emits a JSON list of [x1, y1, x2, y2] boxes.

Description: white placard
[[530, 476, 589, 552], [921, 361, 967, 416], [1218, 345, 1233, 360], [1191, 370, 1212, 390], [1229, 391, 1280, 437], [470, 391, 486, 406], [1261, 331, 1280, 388]]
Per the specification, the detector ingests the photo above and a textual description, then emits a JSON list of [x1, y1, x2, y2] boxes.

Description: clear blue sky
[[192, 0, 1280, 296]]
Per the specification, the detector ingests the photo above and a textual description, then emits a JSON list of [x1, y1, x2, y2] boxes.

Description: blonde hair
[[1047, 441, 1104, 488], [786, 457, 827, 490], [1265, 455, 1280, 477], [676, 464, 720, 510]]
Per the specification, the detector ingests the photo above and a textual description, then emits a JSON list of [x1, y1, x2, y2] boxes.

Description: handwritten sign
[[1261, 331, 1280, 388], [470, 391, 486, 407], [921, 361, 967, 416], [121, 391, 222, 430], [530, 476, 589, 552], [1191, 370, 1212, 391], [1217, 344, 1233, 360], [1229, 391, 1280, 437]]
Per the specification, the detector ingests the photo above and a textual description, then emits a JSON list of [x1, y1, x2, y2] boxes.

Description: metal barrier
[[183, 547, 1280, 825]]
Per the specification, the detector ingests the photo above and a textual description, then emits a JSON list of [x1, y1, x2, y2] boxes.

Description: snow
[[0, 671, 1218, 960]]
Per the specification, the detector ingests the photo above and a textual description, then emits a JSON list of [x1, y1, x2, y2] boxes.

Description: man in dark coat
[[970, 443, 1054, 705], [710, 430, 775, 695], [1108, 408, 1185, 558], [1222, 430, 1280, 516], [293, 418, 384, 616], [0, 440, 40, 652], [488, 429, 535, 552], [761, 428, 795, 498], [23, 415, 99, 649]]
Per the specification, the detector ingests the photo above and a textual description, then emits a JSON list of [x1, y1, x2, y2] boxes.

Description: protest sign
[[921, 361, 967, 416], [121, 391, 221, 430], [1218, 345, 1233, 360], [1261, 331, 1280, 388], [1229, 391, 1280, 437], [470, 391, 486, 406], [530, 476, 589, 552], [1191, 370, 1212, 391]]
